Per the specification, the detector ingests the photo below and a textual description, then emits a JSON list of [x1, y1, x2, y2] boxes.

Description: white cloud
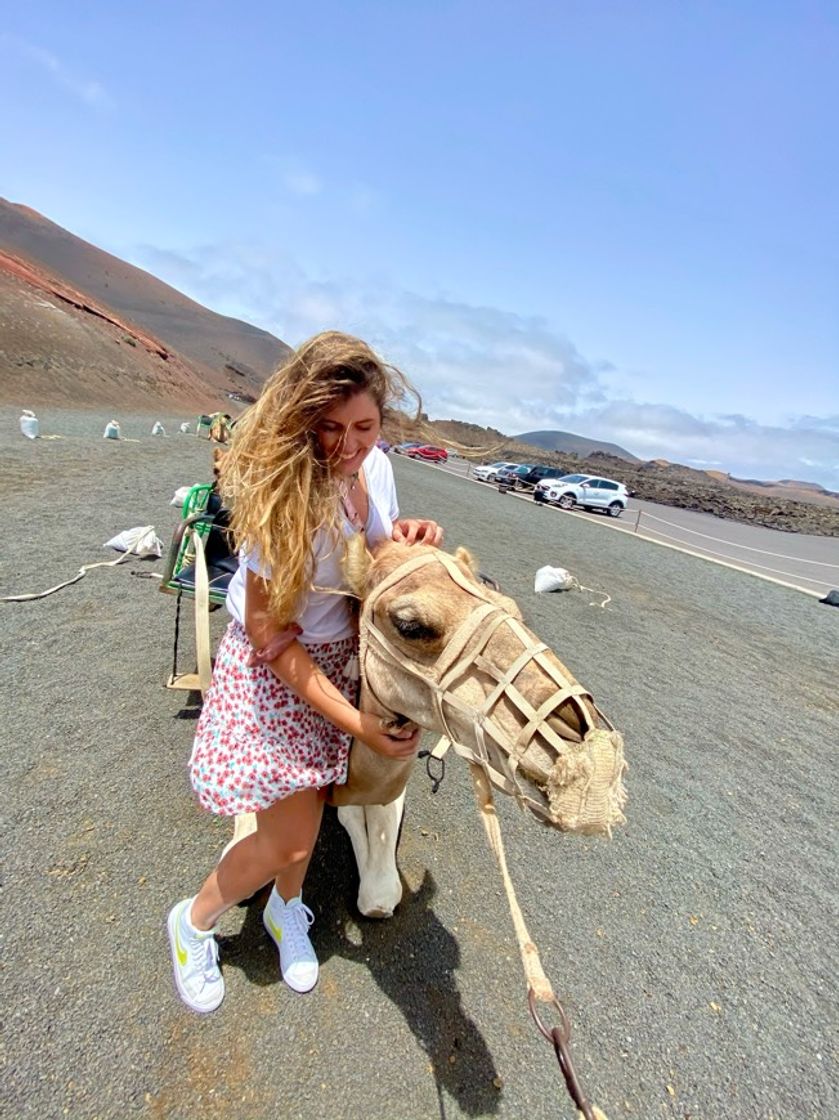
[[562, 401, 839, 488], [2, 34, 112, 108], [132, 240, 839, 489]]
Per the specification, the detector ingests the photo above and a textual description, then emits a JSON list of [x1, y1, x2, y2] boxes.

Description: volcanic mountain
[[0, 198, 291, 409], [514, 428, 639, 461]]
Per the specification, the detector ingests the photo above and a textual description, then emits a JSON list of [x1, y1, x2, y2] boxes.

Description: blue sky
[[2, 2, 838, 486]]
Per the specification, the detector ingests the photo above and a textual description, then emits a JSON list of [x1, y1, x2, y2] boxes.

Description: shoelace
[[284, 902, 316, 957], [189, 932, 221, 987]]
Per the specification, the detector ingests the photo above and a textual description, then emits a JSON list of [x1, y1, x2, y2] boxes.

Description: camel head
[[345, 537, 521, 660], [336, 537, 627, 835]]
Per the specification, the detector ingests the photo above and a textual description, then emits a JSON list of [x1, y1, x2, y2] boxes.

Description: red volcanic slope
[[0, 198, 291, 403], [1, 249, 170, 359]]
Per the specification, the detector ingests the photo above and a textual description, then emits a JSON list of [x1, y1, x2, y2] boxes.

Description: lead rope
[[359, 550, 618, 1112], [468, 761, 611, 1120], [1, 530, 156, 602]]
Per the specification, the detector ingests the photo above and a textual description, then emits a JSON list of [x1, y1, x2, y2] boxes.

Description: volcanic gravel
[[1, 406, 837, 1120]]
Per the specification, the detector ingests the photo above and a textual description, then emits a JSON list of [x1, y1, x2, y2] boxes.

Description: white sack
[[103, 420, 121, 440], [151, 421, 166, 436], [534, 565, 576, 593], [169, 486, 192, 507], [19, 410, 40, 439], [103, 525, 163, 558], [179, 422, 190, 434]]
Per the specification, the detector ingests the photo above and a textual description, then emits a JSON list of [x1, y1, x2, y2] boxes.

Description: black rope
[[172, 592, 183, 681]]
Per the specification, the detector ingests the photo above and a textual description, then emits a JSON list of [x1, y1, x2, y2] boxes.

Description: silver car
[[535, 473, 629, 517], [472, 461, 521, 483]]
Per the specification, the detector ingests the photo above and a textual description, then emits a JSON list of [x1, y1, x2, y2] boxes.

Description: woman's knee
[[251, 831, 312, 875]]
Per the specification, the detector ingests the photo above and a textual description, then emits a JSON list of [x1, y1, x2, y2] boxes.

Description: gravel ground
[[1, 407, 837, 1120]]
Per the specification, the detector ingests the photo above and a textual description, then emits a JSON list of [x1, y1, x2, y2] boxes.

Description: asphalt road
[[3, 413, 838, 1120], [437, 456, 839, 598]]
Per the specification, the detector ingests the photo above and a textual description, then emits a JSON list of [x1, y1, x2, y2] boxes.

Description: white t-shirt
[[225, 446, 399, 644]]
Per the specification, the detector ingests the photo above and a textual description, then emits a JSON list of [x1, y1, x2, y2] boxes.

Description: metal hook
[[417, 749, 446, 793], [528, 989, 594, 1120]]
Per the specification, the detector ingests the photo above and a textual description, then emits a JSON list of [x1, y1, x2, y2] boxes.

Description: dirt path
[[2, 413, 837, 1119]]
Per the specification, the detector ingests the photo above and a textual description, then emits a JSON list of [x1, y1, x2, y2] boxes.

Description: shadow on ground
[[216, 809, 501, 1118]]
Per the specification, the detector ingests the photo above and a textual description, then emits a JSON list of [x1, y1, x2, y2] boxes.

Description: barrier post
[[634, 509, 642, 534]]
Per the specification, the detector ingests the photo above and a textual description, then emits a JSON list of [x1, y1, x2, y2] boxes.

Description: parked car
[[533, 472, 590, 494], [534, 474, 629, 517], [498, 464, 562, 490], [472, 460, 521, 482], [376, 438, 392, 453], [496, 462, 535, 484], [406, 444, 448, 462], [393, 441, 423, 454]]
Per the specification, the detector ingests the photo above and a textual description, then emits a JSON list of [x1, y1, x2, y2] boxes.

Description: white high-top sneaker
[[167, 898, 224, 1013], [262, 888, 319, 993]]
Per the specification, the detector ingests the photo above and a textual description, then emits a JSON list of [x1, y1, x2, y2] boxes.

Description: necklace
[[341, 473, 365, 532]]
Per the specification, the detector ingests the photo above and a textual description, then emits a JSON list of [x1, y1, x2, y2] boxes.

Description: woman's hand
[[357, 712, 422, 759], [247, 623, 303, 666], [392, 518, 444, 547]]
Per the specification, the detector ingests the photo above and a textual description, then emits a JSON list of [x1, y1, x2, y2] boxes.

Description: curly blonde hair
[[221, 331, 421, 624]]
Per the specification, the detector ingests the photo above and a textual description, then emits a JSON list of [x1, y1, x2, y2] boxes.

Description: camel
[[229, 538, 627, 919]]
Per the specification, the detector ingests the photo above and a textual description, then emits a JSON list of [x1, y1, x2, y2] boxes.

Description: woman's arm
[[242, 568, 302, 665], [244, 570, 418, 758], [267, 640, 418, 758]]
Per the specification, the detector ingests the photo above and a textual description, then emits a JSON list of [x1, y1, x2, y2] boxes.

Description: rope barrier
[[637, 522, 834, 588], [638, 511, 839, 568]]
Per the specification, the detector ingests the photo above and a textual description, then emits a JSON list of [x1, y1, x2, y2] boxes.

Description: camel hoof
[[357, 875, 403, 920], [362, 906, 395, 920]]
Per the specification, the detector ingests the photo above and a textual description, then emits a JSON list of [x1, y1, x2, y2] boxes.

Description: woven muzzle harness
[[358, 550, 618, 827]]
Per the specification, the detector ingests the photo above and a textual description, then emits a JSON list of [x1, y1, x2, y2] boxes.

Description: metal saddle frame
[[159, 483, 237, 694]]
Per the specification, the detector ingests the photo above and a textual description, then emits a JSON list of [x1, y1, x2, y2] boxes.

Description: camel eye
[[392, 615, 439, 642]]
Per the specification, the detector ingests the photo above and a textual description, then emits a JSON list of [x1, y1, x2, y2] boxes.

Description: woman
[[167, 332, 442, 1013]]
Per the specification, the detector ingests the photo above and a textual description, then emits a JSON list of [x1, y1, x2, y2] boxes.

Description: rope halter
[[359, 550, 627, 835]]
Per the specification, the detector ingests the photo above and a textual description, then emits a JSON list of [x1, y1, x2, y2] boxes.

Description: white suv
[[472, 461, 521, 483], [534, 473, 629, 517]]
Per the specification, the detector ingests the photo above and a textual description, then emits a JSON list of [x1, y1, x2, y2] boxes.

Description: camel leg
[[338, 792, 405, 919], [225, 799, 405, 920], [220, 811, 257, 859]]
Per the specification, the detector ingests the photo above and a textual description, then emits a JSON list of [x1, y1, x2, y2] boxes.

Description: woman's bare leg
[[190, 788, 324, 930]]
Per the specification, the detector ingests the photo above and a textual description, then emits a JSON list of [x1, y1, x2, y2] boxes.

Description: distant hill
[[514, 429, 639, 462], [705, 471, 839, 510], [424, 418, 507, 446], [0, 199, 291, 409]]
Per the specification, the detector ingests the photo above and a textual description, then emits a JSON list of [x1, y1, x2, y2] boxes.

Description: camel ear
[[454, 546, 479, 575], [344, 532, 373, 597]]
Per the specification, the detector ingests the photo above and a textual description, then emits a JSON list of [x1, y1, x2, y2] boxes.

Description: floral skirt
[[189, 621, 358, 816]]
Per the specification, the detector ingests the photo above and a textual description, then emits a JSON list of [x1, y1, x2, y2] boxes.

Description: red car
[[406, 444, 448, 462]]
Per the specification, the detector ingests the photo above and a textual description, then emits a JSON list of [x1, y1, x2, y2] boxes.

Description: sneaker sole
[[167, 903, 224, 1014], [262, 911, 319, 994]]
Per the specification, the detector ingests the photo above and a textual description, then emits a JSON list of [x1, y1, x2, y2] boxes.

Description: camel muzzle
[[359, 550, 627, 836]]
